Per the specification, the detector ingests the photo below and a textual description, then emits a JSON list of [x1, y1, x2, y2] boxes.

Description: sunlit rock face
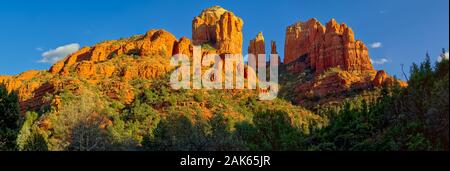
[[192, 6, 244, 54], [284, 18, 373, 74]]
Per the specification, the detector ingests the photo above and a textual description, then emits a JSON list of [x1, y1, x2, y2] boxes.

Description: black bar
[[0, 152, 448, 170]]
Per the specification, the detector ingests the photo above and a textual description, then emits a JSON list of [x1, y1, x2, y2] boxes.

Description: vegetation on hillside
[[304, 51, 449, 151], [0, 50, 448, 151]]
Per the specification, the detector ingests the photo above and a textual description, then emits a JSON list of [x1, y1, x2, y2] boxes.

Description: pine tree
[[0, 84, 21, 151]]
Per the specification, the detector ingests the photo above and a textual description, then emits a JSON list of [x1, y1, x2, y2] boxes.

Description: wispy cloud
[[38, 43, 80, 64], [35, 47, 44, 51], [371, 58, 389, 65], [437, 52, 449, 62], [370, 42, 383, 49]]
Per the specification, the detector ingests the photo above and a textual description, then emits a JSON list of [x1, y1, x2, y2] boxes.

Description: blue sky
[[0, 0, 448, 78]]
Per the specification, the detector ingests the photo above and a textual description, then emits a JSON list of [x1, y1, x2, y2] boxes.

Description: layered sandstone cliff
[[49, 29, 186, 75], [284, 18, 373, 74]]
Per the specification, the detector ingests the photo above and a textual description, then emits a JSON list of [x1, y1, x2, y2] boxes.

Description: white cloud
[[370, 42, 383, 49], [35, 47, 44, 51], [437, 52, 449, 62], [371, 58, 389, 65], [38, 43, 80, 64]]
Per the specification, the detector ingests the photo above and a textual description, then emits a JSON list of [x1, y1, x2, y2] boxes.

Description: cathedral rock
[[284, 18, 373, 74], [283, 18, 406, 106]]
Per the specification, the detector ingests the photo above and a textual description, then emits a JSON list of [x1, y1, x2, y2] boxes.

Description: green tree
[[147, 115, 211, 151], [112, 98, 161, 146], [0, 84, 21, 151], [236, 110, 304, 151], [209, 113, 245, 151], [48, 89, 111, 151], [16, 112, 48, 151]]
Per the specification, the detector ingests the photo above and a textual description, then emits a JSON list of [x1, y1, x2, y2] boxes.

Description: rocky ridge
[[0, 6, 405, 113]]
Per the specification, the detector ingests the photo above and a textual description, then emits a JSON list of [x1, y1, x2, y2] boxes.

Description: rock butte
[[0, 6, 405, 112], [283, 18, 406, 105], [284, 18, 373, 74], [192, 6, 244, 54]]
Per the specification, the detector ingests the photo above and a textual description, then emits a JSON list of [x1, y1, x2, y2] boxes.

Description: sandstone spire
[[271, 40, 278, 55], [248, 32, 266, 56], [248, 32, 266, 67], [271, 40, 281, 65]]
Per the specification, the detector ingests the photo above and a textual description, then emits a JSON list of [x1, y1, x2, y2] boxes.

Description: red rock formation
[[373, 70, 407, 87], [192, 6, 227, 45], [296, 70, 377, 98], [248, 33, 282, 65], [76, 61, 96, 78], [284, 18, 324, 65], [0, 76, 11, 84], [248, 32, 266, 56], [1, 29, 182, 112], [192, 6, 243, 54], [98, 65, 116, 78], [285, 19, 407, 105], [140, 29, 177, 57], [1, 8, 408, 114], [248, 32, 265, 66], [173, 37, 193, 57], [373, 70, 388, 87], [49, 29, 177, 76], [271, 40, 278, 55], [0, 70, 56, 113], [284, 18, 373, 74], [89, 43, 120, 62], [271, 40, 281, 65], [50, 47, 91, 75]]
